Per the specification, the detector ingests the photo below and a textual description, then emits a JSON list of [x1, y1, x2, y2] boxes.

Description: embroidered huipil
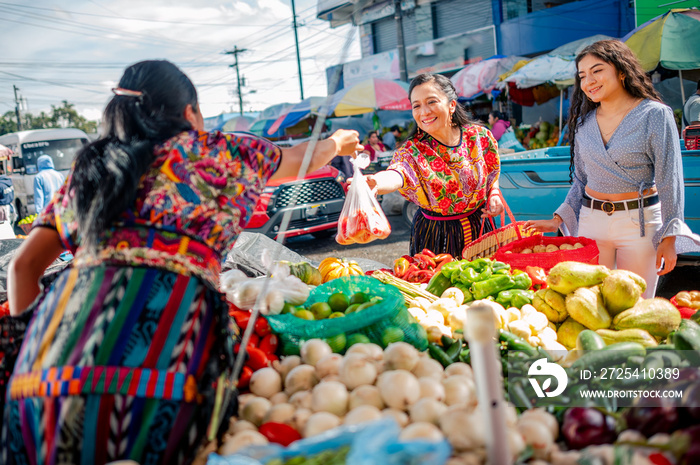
[[555, 99, 700, 252], [387, 125, 500, 215], [34, 130, 282, 286]]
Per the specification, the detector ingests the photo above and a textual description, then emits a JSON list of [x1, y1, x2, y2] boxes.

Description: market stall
[[196, 231, 700, 465]]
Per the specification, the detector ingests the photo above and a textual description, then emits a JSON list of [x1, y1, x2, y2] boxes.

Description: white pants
[[578, 200, 662, 298]]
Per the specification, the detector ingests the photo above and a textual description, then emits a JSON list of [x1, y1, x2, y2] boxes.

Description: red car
[[244, 165, 347, 240]]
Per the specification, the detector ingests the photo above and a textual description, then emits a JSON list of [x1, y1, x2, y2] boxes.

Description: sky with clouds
[[0, 0, 361, 122]]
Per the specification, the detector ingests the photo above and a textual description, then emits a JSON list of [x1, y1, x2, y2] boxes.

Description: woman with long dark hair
[[525, 40, 700, 297], [2, 60, 361, 464], [364, 73, 503, 258]]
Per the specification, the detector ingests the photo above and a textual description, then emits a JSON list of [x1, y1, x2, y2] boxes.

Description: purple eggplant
[[562, 407, 618, 449], [622, 404, 680, 437]]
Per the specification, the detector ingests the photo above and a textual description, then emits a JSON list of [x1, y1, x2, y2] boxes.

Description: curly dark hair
[[567, 40, 662, 181]]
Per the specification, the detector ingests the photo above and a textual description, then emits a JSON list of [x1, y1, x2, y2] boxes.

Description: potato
[[559, 243, 574, 250], [505, 250, 513, 254], [533, 245, 546, 254], [573, 242, 584, 249], [545, 244, 559, 253], [521, 248, 533, 254]]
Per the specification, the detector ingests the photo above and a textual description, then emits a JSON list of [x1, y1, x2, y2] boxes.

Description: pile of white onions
[[214, 339, 562, 464]]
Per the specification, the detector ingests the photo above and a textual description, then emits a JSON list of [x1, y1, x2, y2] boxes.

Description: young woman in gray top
[[525, 40, 700, 297]]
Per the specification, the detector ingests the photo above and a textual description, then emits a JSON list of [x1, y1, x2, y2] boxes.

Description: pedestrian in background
[[525, 39, 700, 297], [0, 160, 16, 225], [684, 79, 700, 125], [488, 111, 510, 141], [361, 130, 387, 162], [488, 110, 525, 152], [33, 154, 65, 214], [363, 73, 503, 258], [382, 125, 401, 150], [3, 60, 361, 465]]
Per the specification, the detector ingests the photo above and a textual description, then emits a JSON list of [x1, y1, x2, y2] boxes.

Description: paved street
[[285, 211, 411, 269]]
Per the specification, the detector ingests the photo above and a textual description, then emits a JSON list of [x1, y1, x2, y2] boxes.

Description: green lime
[[329, 312, 346, 319], [294, 309, 315, 320], [410, 323, 427, 342], [349, 292, 369, 305], [327, 292, 350, 313], [326, 333, 347, 353], [381, 326, 405, 347], [347, 333, 371, 347], [281, 302, 296, 314], [344, 303, 361, 314], [309, 302, 332, 320], [355, 301, 378, 313]]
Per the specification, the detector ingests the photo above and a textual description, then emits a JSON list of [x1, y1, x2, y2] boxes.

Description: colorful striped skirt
[[2, 265, 238, 465], [409, 206, 493, 258]]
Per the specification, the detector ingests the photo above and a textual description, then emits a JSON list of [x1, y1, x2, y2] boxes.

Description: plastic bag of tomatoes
[[336, 155, 391, 245]]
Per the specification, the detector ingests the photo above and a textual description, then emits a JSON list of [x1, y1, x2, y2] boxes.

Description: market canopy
[[331, 78, 410, 117], [267, 96, 329, 135], [451, 55, 526, 99], [500, 34, 613, 88], [221, 115, 255, 132], [623, 8, 700, 71]]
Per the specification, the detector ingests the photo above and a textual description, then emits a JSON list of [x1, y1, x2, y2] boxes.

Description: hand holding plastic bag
[[336, 154, 391, 245]]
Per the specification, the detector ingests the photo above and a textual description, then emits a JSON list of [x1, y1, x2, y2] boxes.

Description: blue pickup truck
[[497, 144, 700, 234]]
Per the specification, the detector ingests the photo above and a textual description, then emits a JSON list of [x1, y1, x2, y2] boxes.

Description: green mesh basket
[[266, 276, 428, 354]]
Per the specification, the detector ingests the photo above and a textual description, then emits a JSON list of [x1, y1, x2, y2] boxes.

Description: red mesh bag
[[492, 235, 599, 272]]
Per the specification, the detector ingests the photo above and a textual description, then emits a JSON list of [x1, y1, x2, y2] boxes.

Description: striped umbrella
[[451, 56, 526, 99], [623, 8, 700, 72], [332, 78, 410, 116], [623, 8, 700, 109]]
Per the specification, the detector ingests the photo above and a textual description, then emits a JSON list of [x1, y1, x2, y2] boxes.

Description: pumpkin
[[289, 262, 323, 286], [318, 257, 364, 283]]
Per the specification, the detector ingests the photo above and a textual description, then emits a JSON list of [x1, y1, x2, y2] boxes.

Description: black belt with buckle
[[581, 194, 659, 215]]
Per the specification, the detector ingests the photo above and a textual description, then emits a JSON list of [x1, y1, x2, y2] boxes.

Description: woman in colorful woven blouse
[[2, 60, 361, 464], [365, 73, 503, 258], [525, 40, 700, 298]]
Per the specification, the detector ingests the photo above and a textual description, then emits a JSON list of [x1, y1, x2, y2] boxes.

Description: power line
[[0, 1, 309, 27]]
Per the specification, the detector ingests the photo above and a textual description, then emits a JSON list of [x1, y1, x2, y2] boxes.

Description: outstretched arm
[[271, 129, 362, 181]]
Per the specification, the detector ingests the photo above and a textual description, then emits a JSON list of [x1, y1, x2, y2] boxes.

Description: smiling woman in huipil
[[364, 73, 503, 258]]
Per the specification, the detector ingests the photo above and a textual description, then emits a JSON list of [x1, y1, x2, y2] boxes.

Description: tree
[[0, 101, 98, 136]]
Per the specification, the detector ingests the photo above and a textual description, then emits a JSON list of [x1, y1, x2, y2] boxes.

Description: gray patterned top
[[555, 99, 700, 253]]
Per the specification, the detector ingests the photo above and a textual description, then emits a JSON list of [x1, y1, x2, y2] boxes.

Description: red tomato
[[231, 310, 251, 329], [238, 365, 253, 389], [258, 422, 302, 446], [254, 318, 272, 338], [259, 334, 279, 355], [246, 346, 270, 371]]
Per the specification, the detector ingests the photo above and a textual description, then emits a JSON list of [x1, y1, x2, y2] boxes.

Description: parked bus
[[0, 128, 89, 218]]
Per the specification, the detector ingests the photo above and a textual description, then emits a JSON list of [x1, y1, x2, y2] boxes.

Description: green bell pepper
[[511, 289, 535, 309], [454, 283, 474, 302], [470, 274, 514, 300], [425, 272, 452, 297], [495, 289, 518, 307], [511, 270, 533, 290], [492, 260, 511, 273]]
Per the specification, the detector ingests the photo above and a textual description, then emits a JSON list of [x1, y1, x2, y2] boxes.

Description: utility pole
[[13, 85, 22, 131], [291, 0, 304, 100], [393, 0, 408, 82], [225, 46, 248, 115]]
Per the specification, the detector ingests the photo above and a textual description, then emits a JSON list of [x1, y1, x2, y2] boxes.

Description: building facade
[[318, 0, 637, 91]]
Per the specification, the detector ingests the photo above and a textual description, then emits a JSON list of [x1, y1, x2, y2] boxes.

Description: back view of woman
[[2, 60, 360, 464]]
